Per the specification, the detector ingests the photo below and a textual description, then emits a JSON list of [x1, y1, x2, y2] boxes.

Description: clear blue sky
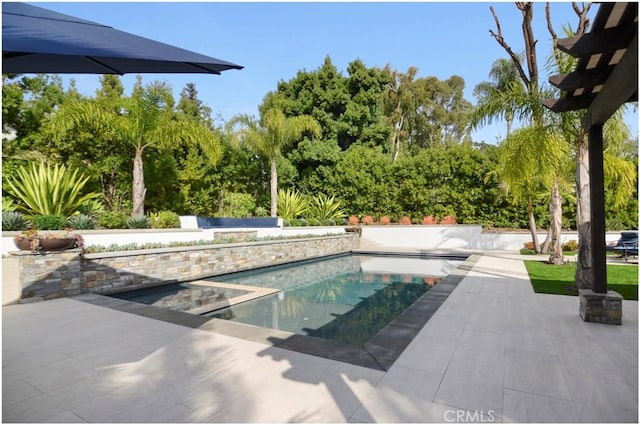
[[32, 2, 638, 144]]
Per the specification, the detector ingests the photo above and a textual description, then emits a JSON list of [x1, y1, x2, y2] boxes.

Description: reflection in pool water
[[207, 254, 462, 345]]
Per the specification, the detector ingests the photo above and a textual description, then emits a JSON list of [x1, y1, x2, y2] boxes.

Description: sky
[[28, 1, 639, 144]]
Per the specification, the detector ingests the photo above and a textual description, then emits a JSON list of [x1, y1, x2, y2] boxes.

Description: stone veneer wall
[[16, 234, 358, 302]]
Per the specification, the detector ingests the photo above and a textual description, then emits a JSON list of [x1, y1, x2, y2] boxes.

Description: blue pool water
[[112, 254, 462, 346], [205, 254, 462, 345]]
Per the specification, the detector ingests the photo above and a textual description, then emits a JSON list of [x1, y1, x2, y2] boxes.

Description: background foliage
[[2, 55, 637, 230]]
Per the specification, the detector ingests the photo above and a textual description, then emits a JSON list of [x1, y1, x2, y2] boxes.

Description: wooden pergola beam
[[584, 34, 638, 126], [543, 94, 597, 113], [549, 66, 613, 91], [557, 25, 635, 57], [544, 3, 638, 322]]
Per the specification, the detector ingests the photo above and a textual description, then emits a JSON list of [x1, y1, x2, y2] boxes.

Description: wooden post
[[588, 124, 607, 293]]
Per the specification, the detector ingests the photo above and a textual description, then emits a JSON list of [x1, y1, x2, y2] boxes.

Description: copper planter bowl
[[14, 237, 77, 251]]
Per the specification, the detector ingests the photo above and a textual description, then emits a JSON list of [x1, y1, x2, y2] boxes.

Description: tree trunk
[[541, 227, 552, 254], [575, 135, 593, 288], [132, 146, 146, 216], [100, 171, 117, 211], [548, 180, 564, 265], [270, 158, 278, 217], [527, 196, 541, 252], [392, 114, 404, 162]]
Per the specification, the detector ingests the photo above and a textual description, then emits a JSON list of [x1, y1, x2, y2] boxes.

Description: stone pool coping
[[73, 254, 480, 371]]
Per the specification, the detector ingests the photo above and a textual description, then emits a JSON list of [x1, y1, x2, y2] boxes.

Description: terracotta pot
[[14, 237, 76, 251]]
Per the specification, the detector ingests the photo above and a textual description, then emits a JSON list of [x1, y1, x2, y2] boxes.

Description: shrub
[[563, 240, 579, 252], [399, 216, 412, 225], [523, 241, 536, 250], [254, 206, 269, 218], [379, 215, 391, 225], [307, 218, 321, 226], [337, 217, 348, 226], [2, 211, 31, 231], [440, 215, 457, 225], [307, 194, 345, 220], [348, 215, 359, 225], [277, 188, 308, 220], [289, 219, 301, 227], [98, 211, 128, 229], [362, 215, 375, 225], [127, 215, 151, 229], [150, 210, 180, 228], [298, 218, 308, 227], [422, 215, 438, 225], [5, 162, 101, 217], [32, 214, 68, 230], [218, 192, 255, 218], [67, 214, 96, 230], [2, 197, 17, 212], [323, 218, 336, 226], [77, 199, 106, 219]]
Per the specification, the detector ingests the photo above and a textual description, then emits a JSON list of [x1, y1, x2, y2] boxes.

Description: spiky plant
[[5, 162, 101, 218], [276, 188, 308, 220], [67, 214, 97, 230], [77, 199, 106, 219], [307, 194, 345, 221], [126, 215, 151, 229], [2, 211, 31, 231], [2, 197, 17, 212]]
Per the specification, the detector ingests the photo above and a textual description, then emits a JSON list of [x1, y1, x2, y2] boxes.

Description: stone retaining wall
[[15, 234, 357, 302]]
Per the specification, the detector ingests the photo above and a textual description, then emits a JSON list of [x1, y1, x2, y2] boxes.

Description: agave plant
[[127, 215, 151, 229], [307, 194, 345, 221], [67, 214, 97, 230], [2, 211, 31, 231], [276, 188, 308, 220], [77, 199, 106, 219], [5, 162, 101, 218]]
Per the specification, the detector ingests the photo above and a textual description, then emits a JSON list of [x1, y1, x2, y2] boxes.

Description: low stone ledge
[[579, 289, 623, 325], [16, 234, 358, 302]]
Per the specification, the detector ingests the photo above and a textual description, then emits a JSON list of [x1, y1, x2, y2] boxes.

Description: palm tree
[[45, 80, 222, 216], [227, 108, 321, 217], [473, 4, 573, 263], [472, 57, 523, 138], [496, 126, 570, 256]]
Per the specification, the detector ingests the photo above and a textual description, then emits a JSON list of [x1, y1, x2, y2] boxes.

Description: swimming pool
[[112, 253, 463, 347]]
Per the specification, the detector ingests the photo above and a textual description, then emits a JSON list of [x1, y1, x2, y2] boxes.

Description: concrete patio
[[3, 252, 637, 422]]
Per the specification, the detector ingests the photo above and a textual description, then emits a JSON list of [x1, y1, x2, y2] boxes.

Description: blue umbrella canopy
[[2, 2, 243, 75]]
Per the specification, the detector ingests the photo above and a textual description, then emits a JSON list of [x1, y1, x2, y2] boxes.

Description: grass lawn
[[520, 249, 620, 257], [524, 260, 639, 300]]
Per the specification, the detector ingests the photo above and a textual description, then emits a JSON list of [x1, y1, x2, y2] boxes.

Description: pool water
[[205, 254, 462, 345], [111, 254, 462, 346]]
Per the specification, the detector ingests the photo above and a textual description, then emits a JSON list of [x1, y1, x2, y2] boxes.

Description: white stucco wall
[[2, 226, 624, 256]]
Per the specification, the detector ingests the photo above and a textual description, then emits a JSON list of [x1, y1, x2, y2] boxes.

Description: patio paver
[[2, 252, 637, 422]]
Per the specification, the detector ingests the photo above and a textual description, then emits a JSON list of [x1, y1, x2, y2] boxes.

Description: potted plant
[[14, 229, 84, 252]]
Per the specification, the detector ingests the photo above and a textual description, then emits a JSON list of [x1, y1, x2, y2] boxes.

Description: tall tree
[[473, 57, 523, 138], [474, 2, 571, 263], [381, 66, 419, 161], [227, 108, 321, 217], [45, 78, 222, 215], [2, 74, 66, 162], [176, 82, 213, 129]]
